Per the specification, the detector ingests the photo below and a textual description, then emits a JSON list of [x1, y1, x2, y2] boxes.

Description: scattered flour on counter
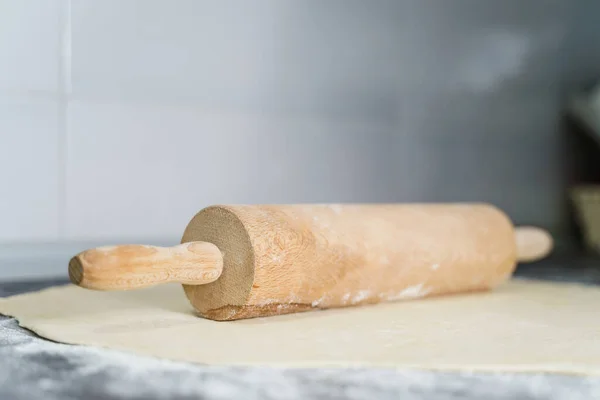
[[0, 317, 212, 398], [1, 317, 600, 399]]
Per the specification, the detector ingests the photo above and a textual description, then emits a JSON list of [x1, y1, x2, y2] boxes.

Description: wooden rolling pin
[[69, 204, 553, 321]]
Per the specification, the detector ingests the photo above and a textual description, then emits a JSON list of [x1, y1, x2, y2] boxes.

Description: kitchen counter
[[1, 256, 599, 400]]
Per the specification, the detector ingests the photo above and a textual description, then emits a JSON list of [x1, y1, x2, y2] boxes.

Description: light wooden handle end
[[515, 226, 554, 263], [69, 242, 223, 290]]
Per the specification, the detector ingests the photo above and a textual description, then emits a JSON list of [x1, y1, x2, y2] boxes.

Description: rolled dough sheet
[[0, 279, 599, 374]]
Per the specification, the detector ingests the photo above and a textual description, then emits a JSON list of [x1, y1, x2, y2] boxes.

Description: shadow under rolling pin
[[69, 204, 553, 321]]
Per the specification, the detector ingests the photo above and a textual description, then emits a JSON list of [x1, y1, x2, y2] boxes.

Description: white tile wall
[[396, 133, 563, 222], [65, 100, 393, 240], [70, 0, 405, 118], [403, 0, 569, 92], [0, 0, 63, 93], [402, 88, 561, 140], [0, 0, 597, 259], [0, 0, 64, 247], [0, 96, 60, 241]]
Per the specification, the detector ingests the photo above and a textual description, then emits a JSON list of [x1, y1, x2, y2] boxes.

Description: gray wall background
[[0, 0, 599, 277]]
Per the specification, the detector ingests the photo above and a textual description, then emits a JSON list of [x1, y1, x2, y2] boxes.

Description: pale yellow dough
[[1, 279, 599, 374]]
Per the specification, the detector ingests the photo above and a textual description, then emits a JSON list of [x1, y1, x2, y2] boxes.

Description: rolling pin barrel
[[69, 204, 553, 321]]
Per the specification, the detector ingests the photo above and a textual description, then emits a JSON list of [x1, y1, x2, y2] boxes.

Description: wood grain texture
[[69, 242, 223, 290], [181, 204, 517, 321]]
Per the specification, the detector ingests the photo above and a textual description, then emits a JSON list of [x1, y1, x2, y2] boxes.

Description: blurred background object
[[1, 0, 599, 279], [566, 77, 600, 254]]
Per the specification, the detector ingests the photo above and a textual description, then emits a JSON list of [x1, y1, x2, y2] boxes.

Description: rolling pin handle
[[514, 226, 553, 263], [68, 242, 224, 290]]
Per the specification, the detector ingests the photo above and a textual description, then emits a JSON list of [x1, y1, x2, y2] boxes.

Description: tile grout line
[[57, 0, 72, 241]]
